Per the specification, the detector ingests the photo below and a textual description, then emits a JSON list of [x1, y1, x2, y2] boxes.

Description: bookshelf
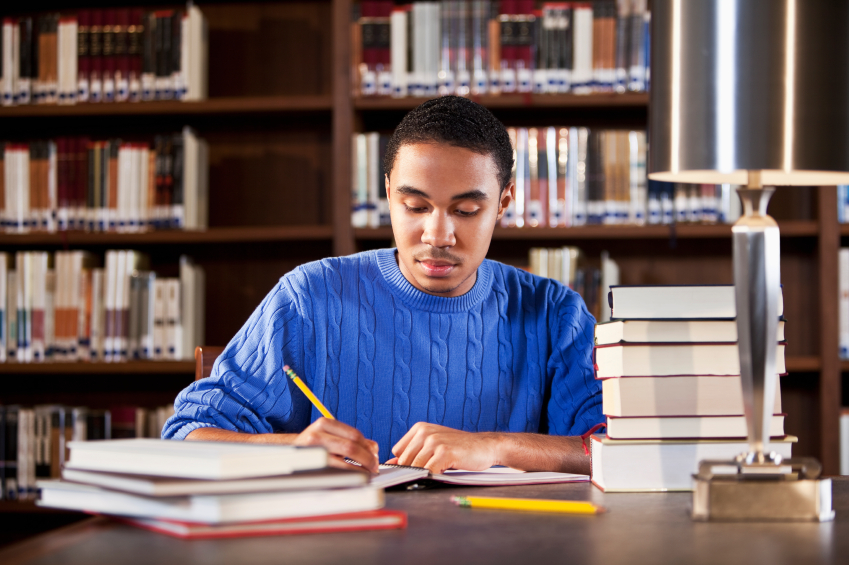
[[0, 0, 842, 495]]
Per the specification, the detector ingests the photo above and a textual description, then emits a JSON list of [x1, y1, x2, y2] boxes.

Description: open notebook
[[372, 465, 589, 489]]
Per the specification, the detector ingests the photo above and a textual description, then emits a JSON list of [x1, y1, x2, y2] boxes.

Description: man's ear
[[496, 182, 515, 221], [385, 174, 391, 202]]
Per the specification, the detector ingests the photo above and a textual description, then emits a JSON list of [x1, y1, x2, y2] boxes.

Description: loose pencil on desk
[[283, 365, 335, 420], [451, 496, 605, 515]]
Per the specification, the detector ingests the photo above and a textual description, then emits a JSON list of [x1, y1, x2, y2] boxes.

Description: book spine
[[89, 10, 103, 103]]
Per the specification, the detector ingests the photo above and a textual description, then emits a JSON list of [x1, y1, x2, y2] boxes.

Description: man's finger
[[410, 438, 439, 469], [391, 423, 425, 457], [327, 454, 372, 474], [396, 429, 430, 467], [312, 418, 367, 443], [321, 433, 379, 473]]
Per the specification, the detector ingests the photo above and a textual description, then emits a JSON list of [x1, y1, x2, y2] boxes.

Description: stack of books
[[38, 439, 405, 539], [590, 285, 794, 492]]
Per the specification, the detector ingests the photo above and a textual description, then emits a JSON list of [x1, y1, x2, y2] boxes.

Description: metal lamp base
[[692, 458, 834, 522], [692, 181, 833, 522]]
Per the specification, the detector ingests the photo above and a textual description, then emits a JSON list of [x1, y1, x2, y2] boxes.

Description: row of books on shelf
[[0, 127, 208, 233], [0, 6, 207, 106], [352, 127, 741, 228], [591, 285, 789, 492], [528, 246, 618, 322], [1, 404, 174, 500], [0, 250, 205, 364], [355, 0, 649, 97]]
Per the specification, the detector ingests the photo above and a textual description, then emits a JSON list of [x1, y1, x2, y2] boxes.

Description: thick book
[[605, 414, 785, 440], [608, 284, 785, 320], [64, 439, 327, 480], [61, 467, 368, 497], [118, 509, 407, 539], [372, 465, 588, 489], [595, 319, 786, 345], [590, 434, 796, 492], [594, 342, 786, 377], [38, 480, 383, 524], [602, 374, 783, 417]]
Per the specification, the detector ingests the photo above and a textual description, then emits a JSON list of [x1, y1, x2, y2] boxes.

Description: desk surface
[[2, 478, 847, 565]]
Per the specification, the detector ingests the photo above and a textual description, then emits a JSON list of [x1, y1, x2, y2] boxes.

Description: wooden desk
[[2, 479, 847, 565]]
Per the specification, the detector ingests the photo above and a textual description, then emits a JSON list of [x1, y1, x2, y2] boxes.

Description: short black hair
[[383, 96, 514, 190]]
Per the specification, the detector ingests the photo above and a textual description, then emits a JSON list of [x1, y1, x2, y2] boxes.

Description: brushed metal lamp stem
[[733, 181, 780, 464]]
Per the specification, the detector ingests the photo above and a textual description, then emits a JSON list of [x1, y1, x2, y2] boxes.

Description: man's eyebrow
[[395, 185, 490, 202]]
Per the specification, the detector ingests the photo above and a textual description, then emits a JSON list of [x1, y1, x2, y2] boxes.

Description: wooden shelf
[[0, 500, 76, 514], [355, 221, 819, 241], [787, 356, 821, 372], [0, 95, 333, 118], [0, 361, 195, 375], [354, 92, 650, 111], [0, 226, 335, 246]]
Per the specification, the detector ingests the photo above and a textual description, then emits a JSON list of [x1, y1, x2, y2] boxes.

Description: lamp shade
[[649, 0, 849, 185]]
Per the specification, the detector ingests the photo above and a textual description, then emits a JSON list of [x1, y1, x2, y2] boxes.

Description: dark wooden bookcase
[[0, 0, 843, 496]]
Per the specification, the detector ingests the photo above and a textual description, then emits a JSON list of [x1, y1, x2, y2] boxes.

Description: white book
[[183, 127, 209, 230], [7, 270, 16, 360], [165, 278, 182, 360], [61, 467, 367, 498], [184, 6, 208, 101], [595, 319, 786, 345], [598, 251, 619, 323], [595, 342, 786, 378], [841, 249, 849, 359], [138, 272, 156, 359], [90, 269, 105, 360], [572, 5, 593, 92], [609, 285, 785, 320], [180, 257, 204, 361], [2, 20, 17, 106], [31, 252, 47, 362], [45, 268, 56, 360], [58, 18, 78, 105], [602, 375, 782, 417], [591, 435, 795, 492], [366, 133, 381, 228], [39, 480, 382, 525], [353, 134, 369, 228], [114, 145, 131, 231], [104, 251, 118, 362], [605, 414, 786, 441], [390, 9, 408, 97], [153, 278, 167, 359], [63, 439, 328, 480]]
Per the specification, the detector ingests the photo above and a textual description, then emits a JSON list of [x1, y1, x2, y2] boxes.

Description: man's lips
[[417, 259, 456, 277]]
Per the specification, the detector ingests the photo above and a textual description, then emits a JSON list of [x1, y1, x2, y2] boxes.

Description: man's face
[[387, 142, 514, 298]]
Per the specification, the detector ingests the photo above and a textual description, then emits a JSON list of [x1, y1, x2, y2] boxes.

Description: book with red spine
[[498, 0, 517, 93], [114, 9, 130, 102], [117, 510, 407, 540], [88, 10, 103, 102], [102, 9, 117, 102], [77, 10, 91, 103], [128, 9, 143, 102]]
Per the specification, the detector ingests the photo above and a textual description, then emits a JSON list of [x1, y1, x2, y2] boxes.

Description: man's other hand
[[388, 422, 499, 473], [294, 418, 380, 473]]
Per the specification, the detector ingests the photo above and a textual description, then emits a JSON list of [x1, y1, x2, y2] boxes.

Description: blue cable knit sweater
[[163, 248, 603, 462]]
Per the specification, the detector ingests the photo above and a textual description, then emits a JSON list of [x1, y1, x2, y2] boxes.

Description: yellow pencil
[[451, 496, 605, 515], [283, 365, 335, 420]]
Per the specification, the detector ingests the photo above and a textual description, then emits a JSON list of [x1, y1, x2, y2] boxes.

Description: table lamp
[[649, 0, 849, 521]]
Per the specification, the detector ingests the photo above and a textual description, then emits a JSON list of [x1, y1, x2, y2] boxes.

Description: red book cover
[[77, 10, 91, 102], [128, 9, 143, 101], [56, 137, 69, 228], [103, 9, 117, 102], [115, 9, 130, 101], [115, 510, 408, 540], [89, 10, 103, 102]]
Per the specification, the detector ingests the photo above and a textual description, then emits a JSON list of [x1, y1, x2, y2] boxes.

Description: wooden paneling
[[206, 128, 332, 227], [780, 374, 822, 461], [818, 186, 841, 474], [205, 3, 333, 97]]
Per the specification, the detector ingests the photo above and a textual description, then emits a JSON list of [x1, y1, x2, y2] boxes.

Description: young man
[[163, 96, 603, 475]]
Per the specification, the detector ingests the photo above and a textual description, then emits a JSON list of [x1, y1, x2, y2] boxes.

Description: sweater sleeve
[[162, 277, 310, 440], [544, 287, 605, 436]]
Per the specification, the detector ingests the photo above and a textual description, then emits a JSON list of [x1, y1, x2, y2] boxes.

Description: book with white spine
[[0, 252, 8, 361], [180, 257, 204, 361], [390, 9, 408, 97], [165, 278, 182, 360], [2, 19, 17, 107], [90, 268, 105, 361], [153, 278, 166, 359]]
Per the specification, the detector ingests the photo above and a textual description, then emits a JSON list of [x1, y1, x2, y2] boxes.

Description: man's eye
[[404, 205, 427, 213], [456, 209, 479, 217]]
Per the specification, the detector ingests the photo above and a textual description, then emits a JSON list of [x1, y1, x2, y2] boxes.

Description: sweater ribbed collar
[[375, 248, 493, 314]]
